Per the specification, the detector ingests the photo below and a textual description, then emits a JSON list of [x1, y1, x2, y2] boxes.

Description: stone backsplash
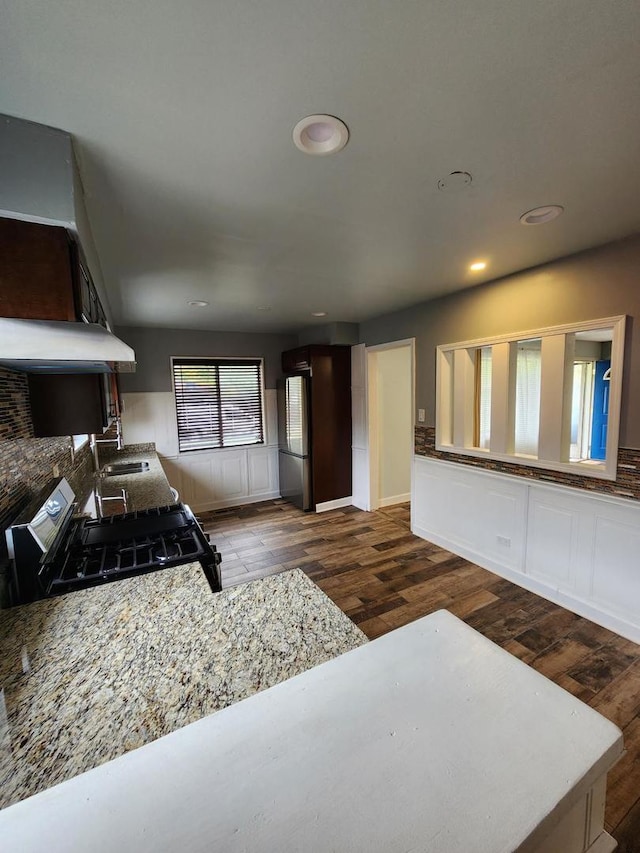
[[415, 425, 640, 501], [0, 367, 93, 569]]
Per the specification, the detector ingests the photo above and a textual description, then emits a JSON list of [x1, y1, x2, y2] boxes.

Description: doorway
[[351, 339, 414, 513]]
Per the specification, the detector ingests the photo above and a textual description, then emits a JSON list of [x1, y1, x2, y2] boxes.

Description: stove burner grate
[[46, 504, 221, 596]]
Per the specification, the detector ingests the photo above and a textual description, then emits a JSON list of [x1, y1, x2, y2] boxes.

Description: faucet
[[91, 415, 128, 517], [94, 479, 128, 518], [90, 415, 124, 473]]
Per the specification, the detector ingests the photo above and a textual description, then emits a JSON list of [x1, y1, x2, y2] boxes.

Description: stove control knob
[[204, 533, 211, 543]]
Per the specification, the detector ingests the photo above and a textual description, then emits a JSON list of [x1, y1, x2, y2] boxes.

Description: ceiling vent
[[437, 171, 473, 192]]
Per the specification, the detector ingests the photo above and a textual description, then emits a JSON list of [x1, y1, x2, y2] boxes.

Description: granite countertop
[[0, 443, 367, 809], [81, 443, 174, 516], [0, 567, 367, 809]]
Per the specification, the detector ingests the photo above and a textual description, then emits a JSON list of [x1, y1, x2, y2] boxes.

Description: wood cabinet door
[[309, 346, 352, 504], [28, 374, 107, 437], [0, 218, 76, 321], [282, 347, 311, 373]]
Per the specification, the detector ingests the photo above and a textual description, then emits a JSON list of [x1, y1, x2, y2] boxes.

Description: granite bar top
[[0, 567, 367, 809]]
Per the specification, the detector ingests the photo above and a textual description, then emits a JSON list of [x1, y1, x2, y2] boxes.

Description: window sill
[[435, 443, 615, 481], [177, 442, 266, 457]]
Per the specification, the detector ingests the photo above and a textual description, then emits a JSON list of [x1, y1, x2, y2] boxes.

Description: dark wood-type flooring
[[202, 499, 640, 851]]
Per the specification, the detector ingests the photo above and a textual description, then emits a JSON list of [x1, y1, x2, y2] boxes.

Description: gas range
[[6, 478, 221, 605]]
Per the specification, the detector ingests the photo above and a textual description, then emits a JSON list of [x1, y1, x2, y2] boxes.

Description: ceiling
[[1, 0, 640, 334]]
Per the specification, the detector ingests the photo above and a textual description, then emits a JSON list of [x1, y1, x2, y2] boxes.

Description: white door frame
[[351, 339, 415, 512]]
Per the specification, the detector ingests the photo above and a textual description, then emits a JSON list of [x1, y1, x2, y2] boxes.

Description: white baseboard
[[378, 493, 410, 508], [412, 521, 640, 646], [587, 831, 617, 853], [191, 491, 281, 514], [315, 496, 353, 513]]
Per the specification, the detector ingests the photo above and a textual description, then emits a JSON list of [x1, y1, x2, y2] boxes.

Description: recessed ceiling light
[[469, 261, 487, 272], [519, 205, 564, 225], [188, 300, 209, 307], [293, 115, 349, 156], [311, 311, 328, 317]]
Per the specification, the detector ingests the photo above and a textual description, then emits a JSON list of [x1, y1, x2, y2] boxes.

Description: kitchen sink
[[101, 461, 150, 476]]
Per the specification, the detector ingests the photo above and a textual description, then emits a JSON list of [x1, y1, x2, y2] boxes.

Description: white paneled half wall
[[121, 390, 280, 512], [412, 455, 640, 643]]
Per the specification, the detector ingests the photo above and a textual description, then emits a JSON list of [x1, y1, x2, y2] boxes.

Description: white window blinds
[[172, 358, 264, 452]]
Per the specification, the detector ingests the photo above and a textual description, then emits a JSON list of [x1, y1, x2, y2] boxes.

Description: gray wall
[[298, 322, 360, 346], [0, 114, 74, 224], [359, 234, 640, 448], [116, 327, 298, 392]]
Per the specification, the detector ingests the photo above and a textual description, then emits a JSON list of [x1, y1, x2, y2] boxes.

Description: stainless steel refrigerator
[[277, 375, 311, 511]]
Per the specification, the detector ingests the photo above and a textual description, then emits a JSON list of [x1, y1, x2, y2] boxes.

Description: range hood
[[0, 318, 136, 373]]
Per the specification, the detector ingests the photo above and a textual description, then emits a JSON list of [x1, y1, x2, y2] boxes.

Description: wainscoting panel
[[247, 448, 279, 496], [447, 477, 475, 548], [121, 391, 280, 512], [526, 497, 580, 589], [218, 454, 248, 502], [591, 513, 640, 622], [481, 486, 528, 572], [181, 455, 217, 507], [161, 447, 280, 512], [412, 455, 640, 642], [413, 460, 526, 573], [413, 460, 449, 542]]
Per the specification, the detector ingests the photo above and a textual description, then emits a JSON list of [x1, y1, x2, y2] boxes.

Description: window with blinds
[[172, 358, 264, 452]]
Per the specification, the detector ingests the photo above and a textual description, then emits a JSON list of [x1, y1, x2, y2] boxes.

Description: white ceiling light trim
[[519, 205, 564, 225], [188, 300, 209, 307], [293, 115, 349, 156]]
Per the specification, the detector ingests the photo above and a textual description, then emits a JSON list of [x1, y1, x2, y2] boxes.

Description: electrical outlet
[[418, 408, 426, 422], [496, 535, 511, 547]]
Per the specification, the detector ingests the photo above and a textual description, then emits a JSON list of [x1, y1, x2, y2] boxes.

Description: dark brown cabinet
[[28, 373, 108, 437], [27, 371, 121, 438], [281, 345, 352, 507], [0, 216, 108, 328], [281, 346, 311, 373]]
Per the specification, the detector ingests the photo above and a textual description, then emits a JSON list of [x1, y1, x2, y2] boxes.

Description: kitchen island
[[0, 566, 367, 808], [0, 610, 623, 852]]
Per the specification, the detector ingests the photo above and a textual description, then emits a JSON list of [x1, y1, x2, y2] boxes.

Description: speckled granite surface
[[0, 567, 366, 809], [85, 444, 174, 515]]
